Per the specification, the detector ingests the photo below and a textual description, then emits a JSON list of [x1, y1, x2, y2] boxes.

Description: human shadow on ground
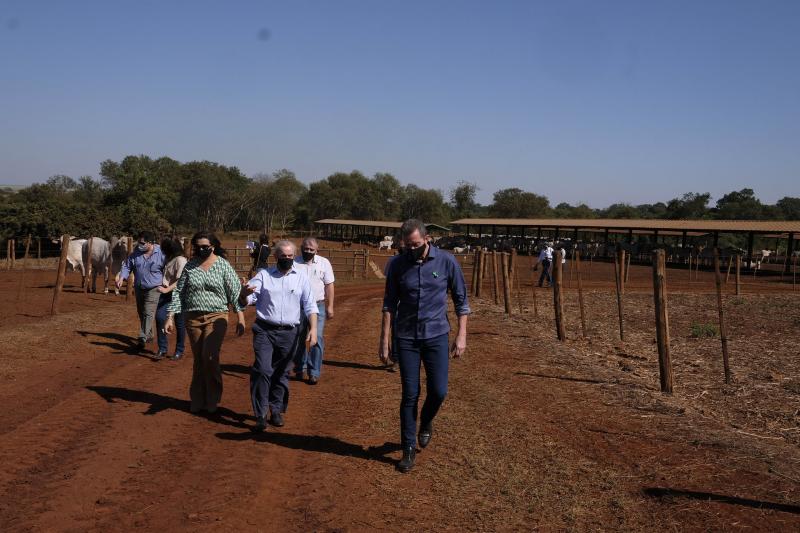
[[216, 430, 399, 465], [221, 363, 251, 375], [323, 359, 386, 371], [76, 330, 156, 360], [643, 487, 800, 514], [86, 385, 253, 429], [514, 371, 607, 385]]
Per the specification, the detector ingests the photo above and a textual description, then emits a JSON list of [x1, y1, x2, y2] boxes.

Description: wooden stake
[[11, 239, 16, 269], [552, 249, 566, 341], [514, 259, 524, 314], [735, 254, 741, 296], [568, 249, 574, 288], [37, 237, 42, 267], [51, 235, 70, 315], [491, 251, 500, 305], [624, 250, 631, 285], [652, 249, 672, 393], [725, 255, 732, 284], [471, 249, 479, 296], [530, 273, 539, 318], [576, 250, 587, 339], [793, 254, 797, 290], [713, 248, 732, 384], [501, 253, 512, 314], [84, 236, 94, 294], [614, 248, 625, 342], [476, 250, 485, 298]]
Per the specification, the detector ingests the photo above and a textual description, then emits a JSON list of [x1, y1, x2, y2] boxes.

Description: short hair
[[400, 219, 427, 239], [258, 233, 270, 245], [138, 230, 156, 243], [301, 237, 318, 249], [273, 239, 296, 256]]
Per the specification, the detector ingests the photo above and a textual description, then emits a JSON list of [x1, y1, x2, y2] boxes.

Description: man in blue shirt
[[379, 219, 470, 473], [115, 231, 166, 355], [240, 240, 318, 432]]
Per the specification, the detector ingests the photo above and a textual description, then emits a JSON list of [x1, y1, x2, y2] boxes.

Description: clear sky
[[1, 0, 798, 207]]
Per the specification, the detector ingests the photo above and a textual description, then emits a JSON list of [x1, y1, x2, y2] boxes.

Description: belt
[[256, 319, 297, 330]]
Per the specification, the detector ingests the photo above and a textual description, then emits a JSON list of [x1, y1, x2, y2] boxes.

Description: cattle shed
[[314, 219, 450, 240], [450, 218, 800, 260]]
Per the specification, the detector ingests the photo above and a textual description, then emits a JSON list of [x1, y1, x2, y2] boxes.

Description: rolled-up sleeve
[[382, 260, 398, 313], [120, 253, 135, 281], [300, 275, 317, 318], [448, 256, 470, 316], [224, 262, 245, 312]]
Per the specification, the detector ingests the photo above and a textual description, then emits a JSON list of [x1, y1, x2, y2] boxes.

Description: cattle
[[81, 238, 113, 293], [65, 238, 87, 277], [378, 236, 394, 251], [110, 236, 131, 295]]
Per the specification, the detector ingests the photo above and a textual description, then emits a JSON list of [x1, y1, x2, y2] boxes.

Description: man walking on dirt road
[[116, 231, 165, 353], [379, 219, 470, 473], [292, 237, 335, 385], [239, 240, 318, 433]]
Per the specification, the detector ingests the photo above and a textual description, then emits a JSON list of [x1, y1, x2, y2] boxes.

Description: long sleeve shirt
[[120, 245, 165, 290], [167, 257, 243, 315], [244, 265, 318, 326], [382, 245, 470, 340]]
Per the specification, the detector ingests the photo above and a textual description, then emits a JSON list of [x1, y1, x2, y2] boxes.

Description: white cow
[[65, 237, 87, 277], [110, 236, 131, 295], [379, 236, 394, 251], [81, 237, 113, 293]]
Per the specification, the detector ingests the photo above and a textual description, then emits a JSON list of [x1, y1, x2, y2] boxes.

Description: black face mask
[[196, 247, 213, 259], [302, 251, 315, 262], [407, 244, 426, 262], [277, 257, 294, 271]]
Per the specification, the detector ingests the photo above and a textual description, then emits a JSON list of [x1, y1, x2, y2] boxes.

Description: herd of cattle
[[59, 236, 132, 294]]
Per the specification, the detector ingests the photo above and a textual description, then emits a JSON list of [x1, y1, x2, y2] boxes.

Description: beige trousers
[[185, 311, 228, 413]]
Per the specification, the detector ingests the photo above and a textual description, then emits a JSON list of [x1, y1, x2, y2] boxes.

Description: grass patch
[[690, 322, 718, 338]]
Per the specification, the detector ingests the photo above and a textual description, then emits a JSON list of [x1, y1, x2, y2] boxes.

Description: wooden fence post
[[84, 236, 94, 294], [476, 250, 485, 298], [652, 249, 672, 393], [735, 254, 741, 296], [614, 247, 626, 342], [363, 250, 369, 279], [37, 237, 42, 267], [713, 248, 732, 384], [126, 237, 134, 302], [725, 255, 733, 284], [624, 250, 631, 285], [471, 249, 479, 296], [491, 251, 500, 305], [576, 250, 587, 339], [552, 249, 566, 341], [11, 239, 16, 269], [51, 235, 70, 315], [793, 254, 797, 290], [501, 253, 512, 315]]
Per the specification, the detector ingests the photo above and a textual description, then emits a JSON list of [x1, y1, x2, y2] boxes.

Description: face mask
[[197, 247, 213, 259], [302, 251, 315, 262], [277, 257, 294, 271], [407, 244, 426, 262], [137, 243, 149, 253]]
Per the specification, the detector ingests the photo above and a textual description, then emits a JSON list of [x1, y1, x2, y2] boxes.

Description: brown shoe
[[308, 375, 318, 385]]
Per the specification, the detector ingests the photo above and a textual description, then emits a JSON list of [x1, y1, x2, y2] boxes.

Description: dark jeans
[[250, 320, 302, 420], [155, 292, 186, 354], [396, 334, 449, 448], [538, 259, 552, 287]]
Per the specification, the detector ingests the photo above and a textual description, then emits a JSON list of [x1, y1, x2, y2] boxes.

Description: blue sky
[[1, 0, 798, 207]]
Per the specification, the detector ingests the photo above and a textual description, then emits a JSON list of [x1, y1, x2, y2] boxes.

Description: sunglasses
[[196, 245, 213, 250]]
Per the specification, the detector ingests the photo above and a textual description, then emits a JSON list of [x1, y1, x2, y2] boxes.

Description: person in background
[[379, 219, 470, 473], [115, 231, 166, 354], [155, 237, 188, 360], [239, 240, 318, 432], [249, 233, 271, 277], [165, 231, 245, 415], [534, 241, 555, 288], [292, 237, 335, 385]]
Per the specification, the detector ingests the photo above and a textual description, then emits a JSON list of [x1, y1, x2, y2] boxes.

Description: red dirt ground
[[0, 266, 799, 531]]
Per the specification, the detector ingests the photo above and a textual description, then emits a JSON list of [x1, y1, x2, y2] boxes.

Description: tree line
[[1, 154, 798, 239]]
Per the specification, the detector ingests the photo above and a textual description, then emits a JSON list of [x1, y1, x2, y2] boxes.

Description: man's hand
[[306, 329, 318, 347], [157, 285, 168, 294], [326, 306, 334, 321], [115, 276, 123, 290], [450, 335, 466, 359], [378, 338, 391, 365], [164, 316, 175, 335], [239, 278, 256, 298]]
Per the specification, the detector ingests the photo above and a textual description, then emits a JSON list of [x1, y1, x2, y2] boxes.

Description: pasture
[[0, 239, 798, 531]]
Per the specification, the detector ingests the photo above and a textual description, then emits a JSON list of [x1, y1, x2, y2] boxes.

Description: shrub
[[690, 322, 718, 338]]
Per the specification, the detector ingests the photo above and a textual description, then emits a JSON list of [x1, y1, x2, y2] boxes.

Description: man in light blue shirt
[[115, 230, 166, 354], [239, 240, 318, 432]]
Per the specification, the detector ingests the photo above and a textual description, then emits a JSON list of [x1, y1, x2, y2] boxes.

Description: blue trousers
[[250, 321, 302, 419], [293, 302, 326, 378], [396, 334, 449, 448], [538, 259, 552, 287], [156, 292, 186, 354]]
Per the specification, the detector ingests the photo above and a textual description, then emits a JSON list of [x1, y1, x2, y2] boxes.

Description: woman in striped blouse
[[165, 231, 245, 414]]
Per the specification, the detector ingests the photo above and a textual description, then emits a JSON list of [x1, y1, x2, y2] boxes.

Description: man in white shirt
[[292, 237, 335, 384], [535, 242, 555, 287]]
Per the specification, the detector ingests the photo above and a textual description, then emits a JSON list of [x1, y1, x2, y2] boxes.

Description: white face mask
[[137, 243, 149, 252]]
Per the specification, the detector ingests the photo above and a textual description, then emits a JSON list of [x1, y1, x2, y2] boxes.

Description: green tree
[[401, 185, 449, 224], [449, 181, 480, 219], [776, 196, 800, 220], [489, 188, 550, 218], [715, 188, 765, 220], [665, 192, 711, 219]]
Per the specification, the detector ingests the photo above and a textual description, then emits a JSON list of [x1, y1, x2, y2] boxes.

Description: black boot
[[418, 422, 433, 449], [396, 446, 416, 473]]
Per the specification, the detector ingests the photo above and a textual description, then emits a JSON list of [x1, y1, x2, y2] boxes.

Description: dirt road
[[1, 271, 799, 531]]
